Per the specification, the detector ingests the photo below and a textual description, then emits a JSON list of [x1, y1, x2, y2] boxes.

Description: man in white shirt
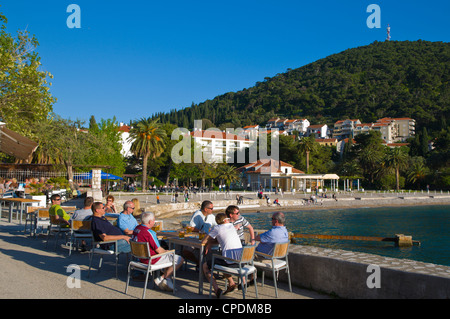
[[183, 200, 217, 265], [189, 200, 217, 233]]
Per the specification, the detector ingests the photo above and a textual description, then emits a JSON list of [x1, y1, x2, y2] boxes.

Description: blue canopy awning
[[75, 171, 123, 180]]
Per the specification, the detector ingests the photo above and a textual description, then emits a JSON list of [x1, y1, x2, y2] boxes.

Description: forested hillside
[[153, 40, 449, 132]]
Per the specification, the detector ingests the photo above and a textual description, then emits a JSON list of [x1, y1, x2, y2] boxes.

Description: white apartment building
[[307, 124, 328, 138], [333, 119, 361, 140], [190, 129, 255, 163], [352, 117, 416, 143], [285, 119, 310, 135]]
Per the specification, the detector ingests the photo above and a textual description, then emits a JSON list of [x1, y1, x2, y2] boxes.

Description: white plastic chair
[[209, 244, 258, 299], [253, 242, 292, 298], [125, 240, 176, 299], [88, 234, 126, 279]]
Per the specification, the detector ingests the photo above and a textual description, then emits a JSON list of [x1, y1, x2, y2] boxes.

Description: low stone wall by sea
[[281, 245, 450, 299]]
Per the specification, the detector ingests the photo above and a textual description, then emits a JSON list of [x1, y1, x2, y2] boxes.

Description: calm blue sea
[[243, 205, 450, 267]]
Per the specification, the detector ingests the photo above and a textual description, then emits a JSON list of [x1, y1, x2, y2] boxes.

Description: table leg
[[8, 204, 13, 223], [198, 245, 204, 294]]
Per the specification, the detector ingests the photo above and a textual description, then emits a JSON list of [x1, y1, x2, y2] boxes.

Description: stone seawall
[[282, 245, 450, 299]]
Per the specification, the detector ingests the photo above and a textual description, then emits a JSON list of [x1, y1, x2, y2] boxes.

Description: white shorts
[[154, 253, 183, 267]]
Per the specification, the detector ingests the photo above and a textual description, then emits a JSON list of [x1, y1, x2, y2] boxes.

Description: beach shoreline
[[115, 192, 450, 226]]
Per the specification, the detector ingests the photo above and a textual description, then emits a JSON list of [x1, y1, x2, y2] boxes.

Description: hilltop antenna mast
[[386, 24, 391, 41]]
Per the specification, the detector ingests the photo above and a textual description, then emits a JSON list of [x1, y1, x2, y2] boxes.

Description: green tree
[[0, 13, 56, 134], [385, 147, 409, 191], [31, 115, 107, 189], [128, 118, 166, 191], [298, 136, 318, 173], [353, 131, 386, 185], [216, 164, 240, 188]]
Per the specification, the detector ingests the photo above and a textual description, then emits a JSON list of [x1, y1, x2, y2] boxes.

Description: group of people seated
[[49, 195, 288, 298], [184, 200, 288, 298]]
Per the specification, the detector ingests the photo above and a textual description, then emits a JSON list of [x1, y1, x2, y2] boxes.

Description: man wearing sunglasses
[[183, 200, 217, 265], [189, 200, 217, 233], [117, 200, 138, 235], [225, 205, 255, 246], [49, 194, 71, 226]]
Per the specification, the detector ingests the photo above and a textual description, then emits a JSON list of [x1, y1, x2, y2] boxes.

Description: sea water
[[243, 205, 450, 267]]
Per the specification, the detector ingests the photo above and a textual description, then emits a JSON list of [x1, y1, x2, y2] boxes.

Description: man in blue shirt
[[117, 200, 139, 235], [255, 212, 289, 255]]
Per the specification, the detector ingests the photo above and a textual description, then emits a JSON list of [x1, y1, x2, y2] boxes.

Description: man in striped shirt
[[225, 205, 255, 246]]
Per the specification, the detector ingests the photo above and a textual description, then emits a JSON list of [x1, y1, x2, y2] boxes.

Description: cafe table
[[157, 230, 212, 295], [0, 198, 41, 224]]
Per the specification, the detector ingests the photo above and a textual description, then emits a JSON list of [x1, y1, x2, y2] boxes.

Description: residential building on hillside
[[335, 117, 415, 144], [242, 125, 259, 140], [376, 117, 415, 142], [307, 124, 328, 138], [285, 119, 310, 135], [333, 119, 361, 140], [266, 118, 289, 130], [315, 138, 338, 147]]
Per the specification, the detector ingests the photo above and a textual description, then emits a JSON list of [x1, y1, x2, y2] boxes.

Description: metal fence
[[0, 170, 91, 183]]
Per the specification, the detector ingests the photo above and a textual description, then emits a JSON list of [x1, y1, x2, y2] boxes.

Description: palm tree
[[407, 158, 428, 189], [298, 136, 317, 173], [385, 147, 409, 191], [216, 164, 240, 189], [128, 118, 166, 191]]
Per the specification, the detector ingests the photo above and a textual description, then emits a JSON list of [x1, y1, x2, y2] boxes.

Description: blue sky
[[1, 1, 449, 125]]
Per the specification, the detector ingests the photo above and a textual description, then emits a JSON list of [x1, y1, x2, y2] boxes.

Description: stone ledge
[[283, 245, 450, 299]]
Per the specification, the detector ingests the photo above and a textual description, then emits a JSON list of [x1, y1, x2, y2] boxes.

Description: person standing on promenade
[[225, 205, 255, 246], [91, 201, 131, 253], [117, 200, 138, 235]]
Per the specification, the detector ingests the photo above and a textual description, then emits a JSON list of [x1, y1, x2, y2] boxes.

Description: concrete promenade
[[1, 191, 449, 300], [0, 219, 328, 300]]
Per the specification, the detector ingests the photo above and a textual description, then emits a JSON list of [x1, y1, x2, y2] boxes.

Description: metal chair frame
[[209, 244, 258, 299], [253, 242, 292, 298], [125, 240, 177, 299]]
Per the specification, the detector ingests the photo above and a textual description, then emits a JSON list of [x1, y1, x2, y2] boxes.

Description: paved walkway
[[0, 220, 329, 300]]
